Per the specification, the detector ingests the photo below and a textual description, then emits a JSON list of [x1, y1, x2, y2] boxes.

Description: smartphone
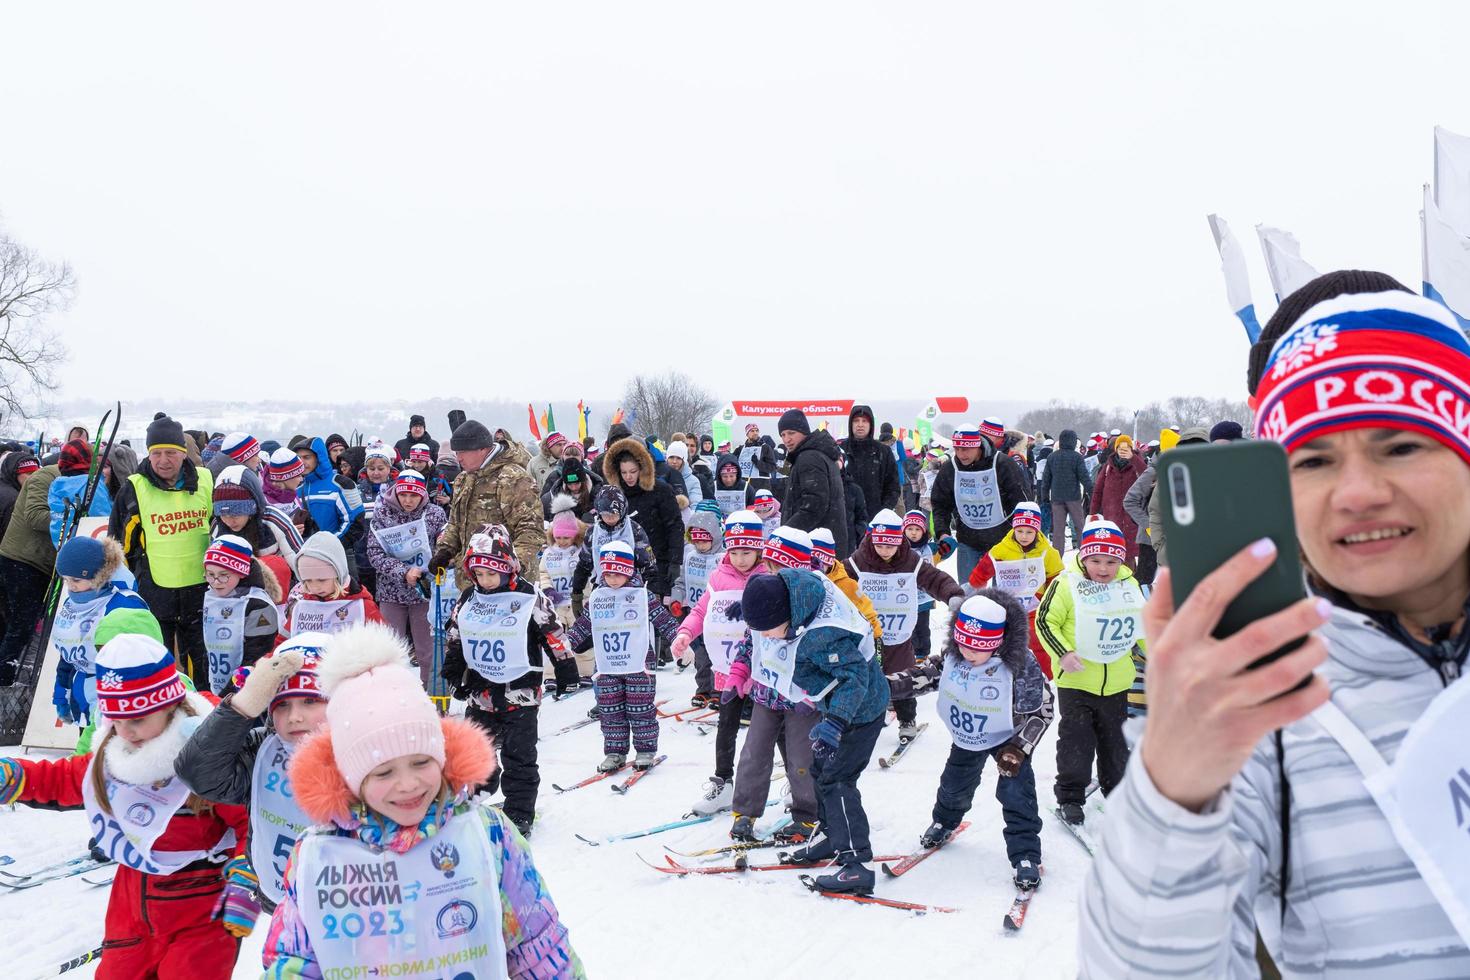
[[1158, 440, 1307, 670]]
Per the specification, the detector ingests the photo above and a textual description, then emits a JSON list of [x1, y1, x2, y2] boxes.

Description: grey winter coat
[[1078, 606, 1470, 977], [1121, 464, 1155, 547]]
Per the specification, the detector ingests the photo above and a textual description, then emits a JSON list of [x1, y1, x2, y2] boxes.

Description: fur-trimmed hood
[[102, 690, 215, 786], [246, 557, 284, 604], [289, 716, 497, 827], [78, 536, 127, 591], [602, 437, 656, 492], [941, 587, 1033, 676]]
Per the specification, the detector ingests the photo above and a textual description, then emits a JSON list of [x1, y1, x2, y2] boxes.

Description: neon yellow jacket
[[1036, 553, 1145, 696]]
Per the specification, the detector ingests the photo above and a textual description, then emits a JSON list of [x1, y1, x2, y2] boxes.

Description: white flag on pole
[[1433, 126, 1470, 238], [1206, 214, 1261, 342], [1256, 225, 1320, 302], [1422, 183, 1470, 330]]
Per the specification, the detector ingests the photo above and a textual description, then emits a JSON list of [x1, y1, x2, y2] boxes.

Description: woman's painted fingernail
[[1249, 537, 1276, 559], [1315, 598, 1333, 620]]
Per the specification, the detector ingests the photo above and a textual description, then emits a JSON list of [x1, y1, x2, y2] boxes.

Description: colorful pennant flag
[[527, 404, 542, 440]]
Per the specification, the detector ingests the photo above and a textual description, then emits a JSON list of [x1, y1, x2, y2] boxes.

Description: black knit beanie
[[449, 419, 494, 451], [146, 413, 187, 452], [1246, 270, 1413, 396]]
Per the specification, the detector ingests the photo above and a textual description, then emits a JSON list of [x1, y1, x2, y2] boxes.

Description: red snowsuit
[[15, 753, 249, 979]]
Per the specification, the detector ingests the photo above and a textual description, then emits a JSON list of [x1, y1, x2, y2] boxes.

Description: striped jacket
[[1078, 606, 1470, 978]]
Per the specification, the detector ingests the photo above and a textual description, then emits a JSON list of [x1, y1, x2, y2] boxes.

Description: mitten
[[230, 649, 305, 718], [723, 601, 743, 622], [947, 595, 967, 614], [545, 630, 572, 661], [572, 593, 584, 618], [543, 588, 567, 608], [52, 690, 75, 726], [725, 659, 754, 697], [671, 632, 693, 665], [809, 717, 846, 763], [935, 535, 958, 562], [0, 758, 24, 804], [995, 742, 1027, 778], [213, 857, 262, 938]]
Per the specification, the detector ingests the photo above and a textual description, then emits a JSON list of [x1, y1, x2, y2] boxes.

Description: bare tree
[[0, 229, 72, 424], [620, 371, 719, 442]]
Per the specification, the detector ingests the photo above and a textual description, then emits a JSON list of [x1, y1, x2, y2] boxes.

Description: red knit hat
[[1254, 289, 1470, 463]]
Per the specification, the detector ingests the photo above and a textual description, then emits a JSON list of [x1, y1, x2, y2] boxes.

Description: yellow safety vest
[[129, 470, 214, 588]]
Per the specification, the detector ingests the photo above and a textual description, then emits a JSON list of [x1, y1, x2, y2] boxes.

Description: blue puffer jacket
[[299, 436, 363, 538], [47, 473, 111, 546], [783, 568, 888, 726]]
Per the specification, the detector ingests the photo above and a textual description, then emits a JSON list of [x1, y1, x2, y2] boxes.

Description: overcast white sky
[[3, 1, 1467, 411]]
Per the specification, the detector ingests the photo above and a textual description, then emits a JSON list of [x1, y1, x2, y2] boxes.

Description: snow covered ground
[[2, 604, 1094, 978]]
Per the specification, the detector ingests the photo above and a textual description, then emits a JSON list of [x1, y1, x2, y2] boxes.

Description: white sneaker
[[691, 777, 734, 816]]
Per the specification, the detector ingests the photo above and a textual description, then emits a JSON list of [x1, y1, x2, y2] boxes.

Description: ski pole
[[51, 946, 104, 975]]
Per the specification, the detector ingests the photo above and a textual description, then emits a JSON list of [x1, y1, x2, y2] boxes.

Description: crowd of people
[[1, 271, 1467, 978]]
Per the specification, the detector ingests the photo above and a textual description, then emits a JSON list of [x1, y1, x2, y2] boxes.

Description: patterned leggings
[[595, 670, 659, 754]]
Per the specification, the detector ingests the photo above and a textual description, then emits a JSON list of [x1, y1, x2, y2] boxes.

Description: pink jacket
[[677, 553, 768, 688]]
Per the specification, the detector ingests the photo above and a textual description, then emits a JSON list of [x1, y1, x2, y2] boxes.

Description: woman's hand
[[1140, 539, 1331, 812]]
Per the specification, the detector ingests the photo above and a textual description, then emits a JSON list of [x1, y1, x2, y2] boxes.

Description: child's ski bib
[[541, 546, 578, 609], [290, 598, 365, 636], [297, 809, 507, 978], [457, 591, 537, 684], [250, 733, 311, 906], [937, 656, 1015, 751], [82, 762, 234, 875], [681, 547, 719, 608], [702, 589, 746, 674], [715, 489, 746, 517], [372, 517, 432, 570], [1071, 576, 1144, 664], [52, 590, 113, 676], [204, 587, 277, 694], [992, 557, 1047, 613], [590, 586, 652, 676], [856, 569, 920, 645]]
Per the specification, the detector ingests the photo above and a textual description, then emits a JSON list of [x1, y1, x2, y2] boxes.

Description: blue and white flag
[[1256, 225, 1320, 302], [1434, 126, 1470, 237], [1422, 183, 1470, 331], [1206, 214, 1261, 342]]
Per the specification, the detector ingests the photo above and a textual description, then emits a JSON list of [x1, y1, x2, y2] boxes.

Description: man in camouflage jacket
[[430, 420, 544, 578]]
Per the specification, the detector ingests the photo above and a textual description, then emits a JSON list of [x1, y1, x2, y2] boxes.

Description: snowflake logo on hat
[[99, 670, 123, 690], [1270, 322, 1339, 380]]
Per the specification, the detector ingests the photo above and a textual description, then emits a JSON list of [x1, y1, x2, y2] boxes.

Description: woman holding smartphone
[[1078, 271, 1470, 976]]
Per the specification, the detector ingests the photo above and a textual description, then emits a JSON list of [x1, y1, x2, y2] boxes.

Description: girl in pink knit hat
[[262, 622, 585, 978]]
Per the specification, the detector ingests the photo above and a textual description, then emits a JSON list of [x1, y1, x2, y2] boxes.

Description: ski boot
[[919, 821, 955, 849], [782, 832, 836, 865], [586, 705, 600, 720], [596, 753, 626, 773], [691, 776, 734, 816], [1014, 858, 1041, 892], [729, 814, 758, 842], [897, 719, 920, 741], [1059, 803, 1085, 826], [772, 821, 818, 846], [811, 862, 875, 895], [633, 751, 657, 770]]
